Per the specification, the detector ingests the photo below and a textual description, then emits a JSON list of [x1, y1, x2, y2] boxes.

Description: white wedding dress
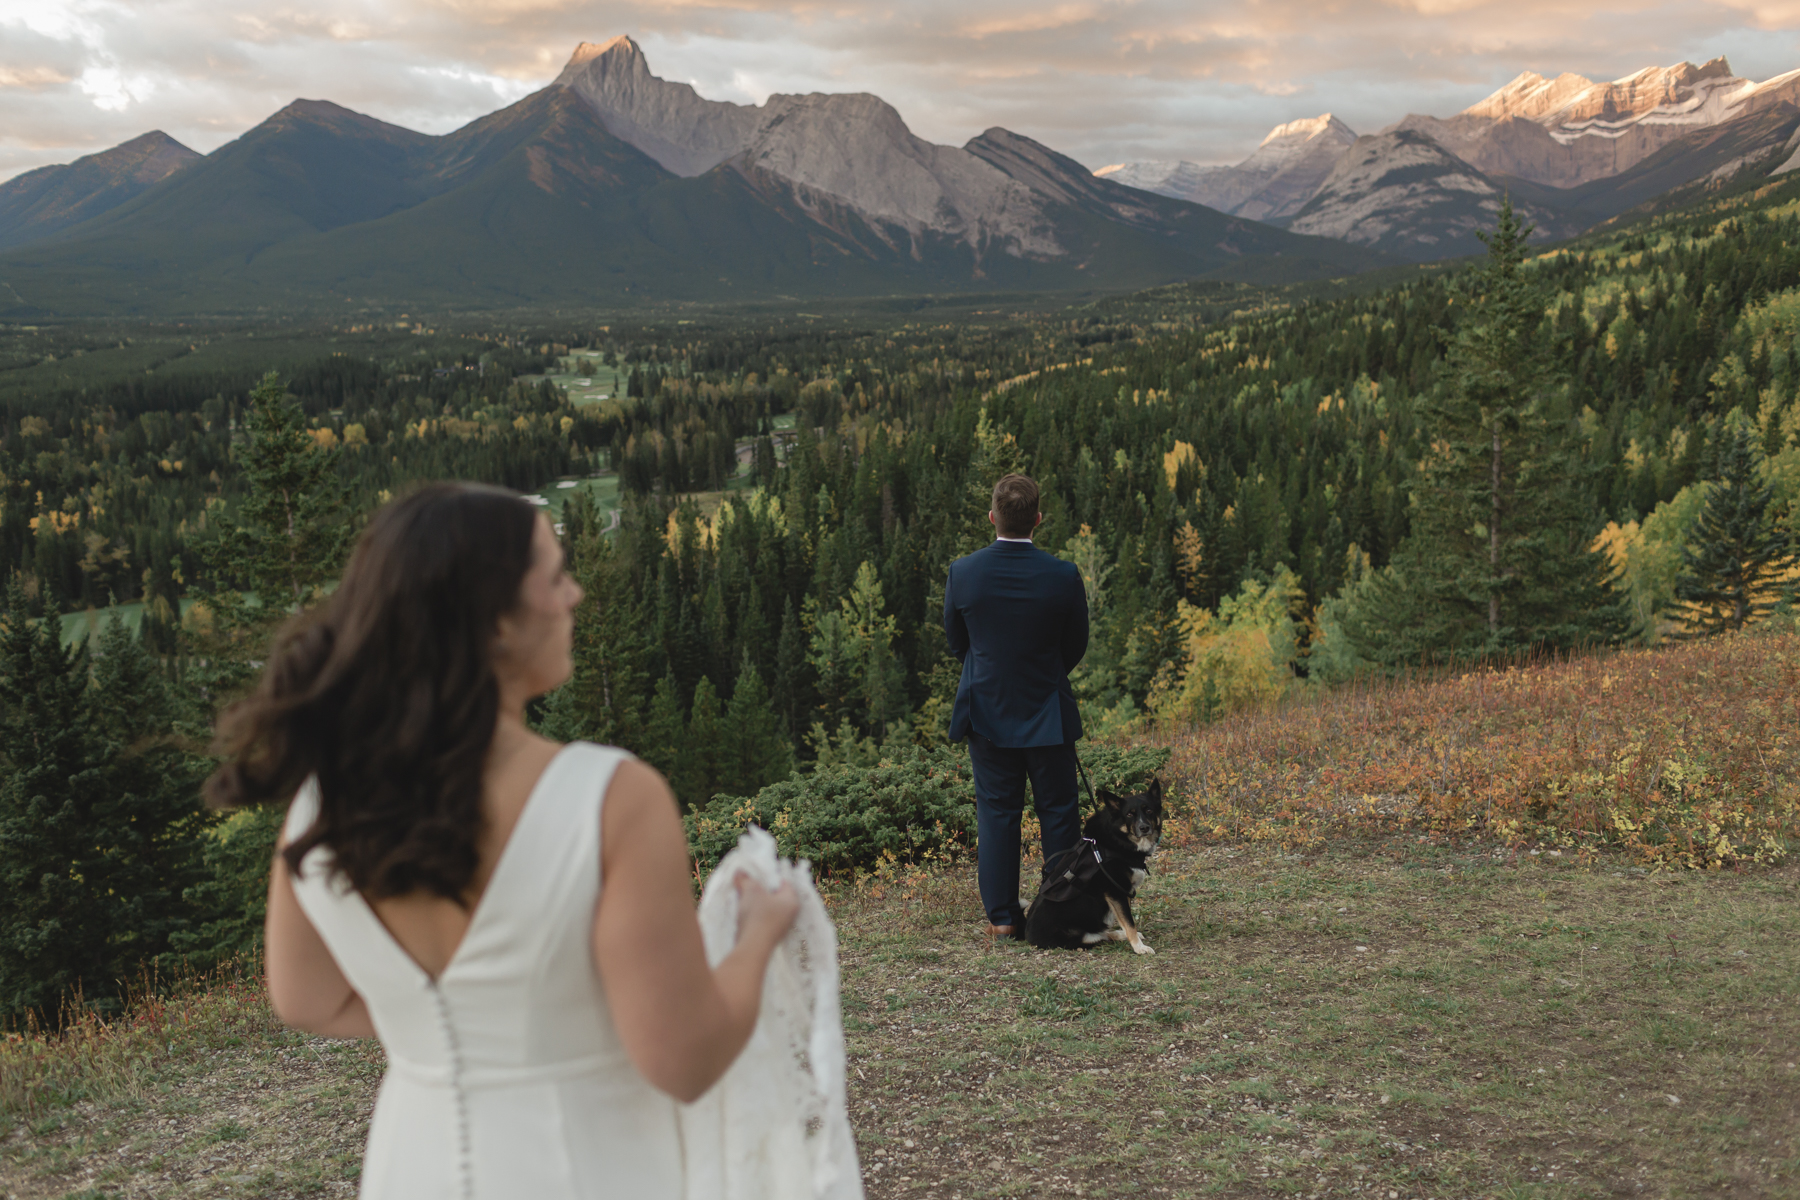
[[285, 743, 684, 1198]]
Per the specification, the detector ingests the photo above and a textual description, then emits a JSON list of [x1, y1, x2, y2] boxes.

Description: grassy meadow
[[2, 634, 1796, 1198]]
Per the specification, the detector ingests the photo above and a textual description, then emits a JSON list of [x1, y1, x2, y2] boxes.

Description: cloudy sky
[[4, 0, 1799, 183]]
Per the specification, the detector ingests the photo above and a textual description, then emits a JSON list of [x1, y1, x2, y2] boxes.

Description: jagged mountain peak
[[1618, 56, 1735, 87], [557, 36, 647, 83], [1091, 112, 1355, 220], [1463, 71, 1599, 121], [1462, 57, 1750, 127], [554, 36, 758, 176], [1261, 114, 1356, 145]]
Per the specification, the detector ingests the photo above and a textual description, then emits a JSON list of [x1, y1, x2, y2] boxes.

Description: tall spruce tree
[[87, 615, 210, 971], [684, 677, 725, 806], [198, 370, 349, 652], [1348, 199, 1625, 663], [539, 519, 651, 748], [0, 590, 111, 1019], [0, 589, 205, 1021], [774, 597, 809, 734], [806, 561, 904, 738], [1669, 416, 1797, 635], [180, 370, 352, 965], [722, 652, 794, 793], [639, 675, 687, 792]]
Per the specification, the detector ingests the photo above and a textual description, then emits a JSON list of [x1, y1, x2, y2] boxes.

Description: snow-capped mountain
[[1097, 56, 1800, 259], [1095, 114, 1354, 221], [1091, 160, 1231, 204], [1388, 58, 1800, 187]]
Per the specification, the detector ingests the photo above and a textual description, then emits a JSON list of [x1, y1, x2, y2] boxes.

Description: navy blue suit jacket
[[944, 539, 1089, 748]]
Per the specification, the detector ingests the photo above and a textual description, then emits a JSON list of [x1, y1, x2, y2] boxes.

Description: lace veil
[[679, 826, 865, 1200]]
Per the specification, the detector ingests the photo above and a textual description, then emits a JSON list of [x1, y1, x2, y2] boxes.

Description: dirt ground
[[3, 842, 1797, 1198]]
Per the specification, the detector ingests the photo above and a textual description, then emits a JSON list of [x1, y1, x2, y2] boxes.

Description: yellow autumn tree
[[1151, 567, 1306, 724]]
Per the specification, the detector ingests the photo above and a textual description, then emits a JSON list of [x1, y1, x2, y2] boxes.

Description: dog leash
[[1075, 754, 1098, 812]]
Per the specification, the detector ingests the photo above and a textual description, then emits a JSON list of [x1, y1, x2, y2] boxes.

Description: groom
[[943, 474, 1089, 938]]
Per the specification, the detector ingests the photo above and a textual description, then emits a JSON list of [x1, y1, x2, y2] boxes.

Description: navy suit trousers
[[967, 733, 1083, 927]]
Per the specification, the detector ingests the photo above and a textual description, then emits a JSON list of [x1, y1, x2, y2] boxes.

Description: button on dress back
[[284, 743, 683, 1198]]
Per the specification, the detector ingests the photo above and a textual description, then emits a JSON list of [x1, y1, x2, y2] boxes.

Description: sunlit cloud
[[0, 0, 1797, 183]]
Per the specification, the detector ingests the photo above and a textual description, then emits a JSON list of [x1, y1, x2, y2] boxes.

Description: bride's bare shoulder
[[602, 757, 678, 822]]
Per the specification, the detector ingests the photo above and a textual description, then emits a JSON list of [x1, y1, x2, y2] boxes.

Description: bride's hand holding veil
[[591, 757, 801, 1103]]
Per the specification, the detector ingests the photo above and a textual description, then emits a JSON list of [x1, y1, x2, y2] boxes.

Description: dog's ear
[[1146, 777, 1163, 810], [1096, 788, 1123, 811]]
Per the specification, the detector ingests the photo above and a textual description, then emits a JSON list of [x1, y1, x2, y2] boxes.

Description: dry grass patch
[[1158, 630, 1800, 869], [3, 847, 1796, 1198], [839, 844, 1800, 1199]]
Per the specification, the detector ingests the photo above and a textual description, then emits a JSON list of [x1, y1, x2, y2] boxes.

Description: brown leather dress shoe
[[985, 923, 1021, 939]]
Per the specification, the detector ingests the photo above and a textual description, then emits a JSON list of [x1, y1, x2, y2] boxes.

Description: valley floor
[[3, 842, 1796, 1198]]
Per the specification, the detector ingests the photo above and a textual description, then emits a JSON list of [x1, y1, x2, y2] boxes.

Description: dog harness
[[1028, 837, 1149, 909]]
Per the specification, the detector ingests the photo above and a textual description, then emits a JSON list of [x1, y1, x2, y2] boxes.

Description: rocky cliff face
[[553, 37, 757, 176], [734, 93, 1060, 258], [1286, 130, 1574, 259], [1098, 55, 1800, 257], [1229, 114, 1358, 221], [555, 37, 1061, 259]]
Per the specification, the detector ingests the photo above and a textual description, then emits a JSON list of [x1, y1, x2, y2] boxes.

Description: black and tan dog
[[1024, 779, 1163, 955]]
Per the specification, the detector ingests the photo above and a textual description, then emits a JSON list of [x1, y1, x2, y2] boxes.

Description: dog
[[1024, 778, 1163, 955]]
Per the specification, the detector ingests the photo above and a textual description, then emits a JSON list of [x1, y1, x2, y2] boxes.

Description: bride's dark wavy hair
[[205, 481, 539, 904]]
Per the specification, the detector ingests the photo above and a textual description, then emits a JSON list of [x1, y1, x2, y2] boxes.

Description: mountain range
[[1098, 58, 1800, 260], [3, 40, 1798, 314], [0, 37, 1384, 316]]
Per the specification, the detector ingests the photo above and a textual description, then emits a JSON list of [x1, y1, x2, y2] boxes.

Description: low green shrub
[[686, 748, 976, 874], [685, 742, 1173, 874]]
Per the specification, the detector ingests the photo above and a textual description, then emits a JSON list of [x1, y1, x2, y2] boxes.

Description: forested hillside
[[4, 176, 1800, 1022]]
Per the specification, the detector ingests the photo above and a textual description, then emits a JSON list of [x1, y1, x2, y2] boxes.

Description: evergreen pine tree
[[774, 598, 808, 735], [87, 615, 210, 970], [0, 589, 204, 1020], [538, 527, 650, 747], [181, 370, 353, 963], [0, 590, 107, 1019], [198, 371, 349, 644], [958, 407, 1029, 555], [1348, 199, 1625, 663], [806, 561, 904, 738], [722, 652, 794, 793], [684, 677, 725, 806], [639, 675, 686, 791], [1669, 416, 1797, 635]]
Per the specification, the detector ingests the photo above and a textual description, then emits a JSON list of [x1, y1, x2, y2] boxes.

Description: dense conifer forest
[[4, 178, 1800, 1022]]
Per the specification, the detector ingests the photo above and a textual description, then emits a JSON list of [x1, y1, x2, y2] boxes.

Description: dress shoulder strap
[[503, 742, 634, 886]]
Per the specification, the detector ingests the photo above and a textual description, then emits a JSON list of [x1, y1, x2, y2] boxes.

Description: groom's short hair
[[991, 474, 1039, 538]]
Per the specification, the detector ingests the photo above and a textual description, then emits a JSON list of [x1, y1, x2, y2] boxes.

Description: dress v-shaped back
[[361, 744, 569, 986], [285, 742, 682, 1199]]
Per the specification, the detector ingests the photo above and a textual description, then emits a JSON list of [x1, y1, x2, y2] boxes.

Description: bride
[[207, 482, 801, 1198]]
